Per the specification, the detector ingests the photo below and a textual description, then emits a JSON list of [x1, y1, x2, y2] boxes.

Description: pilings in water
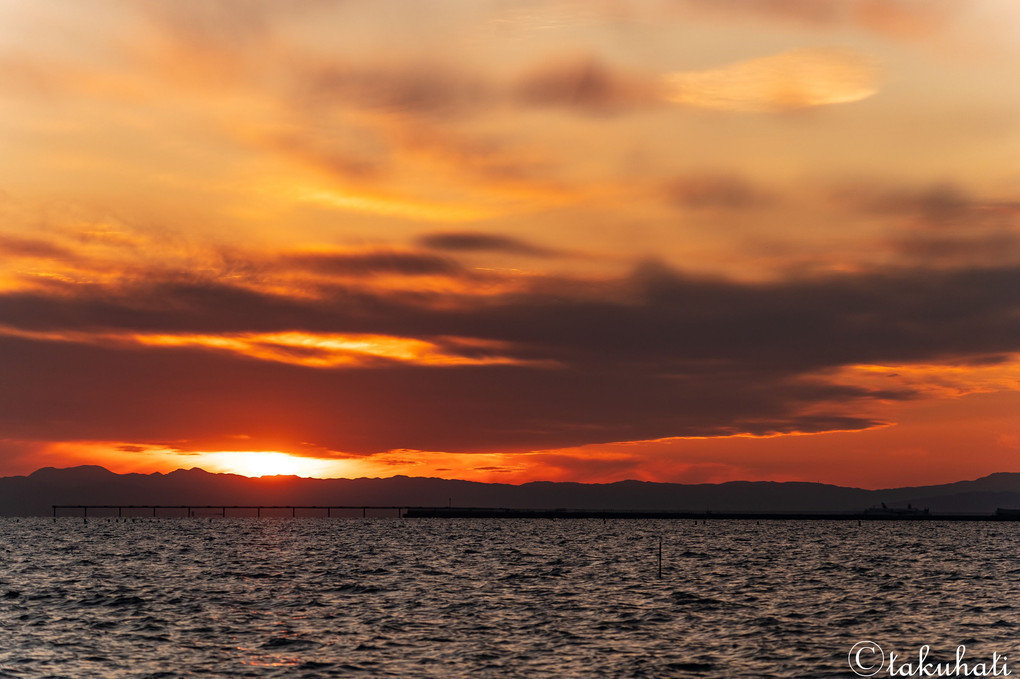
[[52, 506, 1020, 521], [51, 505, 410, 519]]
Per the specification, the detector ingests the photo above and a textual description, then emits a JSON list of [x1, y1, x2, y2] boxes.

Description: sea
[[1, 517, 1018, 678]]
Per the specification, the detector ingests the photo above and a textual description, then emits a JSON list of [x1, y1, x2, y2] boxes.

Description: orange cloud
[[2, 1, 1019, 488], [0, 325, 536, 369], [663, 48, 880, 112], [298, 188, 501, 222], [827, 356, 1020, 399], [134, 331, 536, 368]]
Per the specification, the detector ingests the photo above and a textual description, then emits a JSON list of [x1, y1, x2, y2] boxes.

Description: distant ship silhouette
[[863, 502, 929, 516]]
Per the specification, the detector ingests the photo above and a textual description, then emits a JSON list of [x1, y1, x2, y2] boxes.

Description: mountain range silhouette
[[4, 466, 1020, 516]]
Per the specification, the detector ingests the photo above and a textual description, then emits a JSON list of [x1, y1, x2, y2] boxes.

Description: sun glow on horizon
[[28, 442, 360, 479], [196, 451, 350, 478]]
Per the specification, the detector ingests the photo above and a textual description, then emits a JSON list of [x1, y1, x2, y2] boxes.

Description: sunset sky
[[2, 0, 1019, 488]]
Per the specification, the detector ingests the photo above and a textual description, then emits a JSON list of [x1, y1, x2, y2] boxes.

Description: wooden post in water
[[327, 507, 331, 518], [257, 506, 261, 518], [657, 536, 662, 579], [362, 507, 366, 518], [221, 506, 226, 518], [292, 507, 296, 518]]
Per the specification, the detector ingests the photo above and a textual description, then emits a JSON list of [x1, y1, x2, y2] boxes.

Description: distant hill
[[3, 466, 1020, 516]]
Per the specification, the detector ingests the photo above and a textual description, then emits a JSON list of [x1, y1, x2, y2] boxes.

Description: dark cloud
[[296, 53, 668, 123], [417, 232, 557, 257], [840, 183, 973, 224], [833, 182, 1020, 228], [514, 56, 660, 113], [662, 174, 771, 210], [834, 182, 1020, 267], [889, 232, 1020, 267], [283, 250, 464, 277], [305, 63, 493, 117], [5, 261, 1020, 369], [0, 279, 315, 334], [299, 55, 660, 119], [1, 260, 1018, 453], [283, 74, 560, 192], [0, 234, 76, 260], [0, 336, 889, 455]]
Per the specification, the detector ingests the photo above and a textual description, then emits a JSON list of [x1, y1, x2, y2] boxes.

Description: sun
[[197, 451, 345, 478]]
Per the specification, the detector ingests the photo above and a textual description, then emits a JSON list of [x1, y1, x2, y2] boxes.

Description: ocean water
[[0, 518, 1017, 678]]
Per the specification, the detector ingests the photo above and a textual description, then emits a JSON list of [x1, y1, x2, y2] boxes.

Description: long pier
[[51, 505, 1020, 520], [52, 505, 415, 518], [403, 508, 1020, 520]]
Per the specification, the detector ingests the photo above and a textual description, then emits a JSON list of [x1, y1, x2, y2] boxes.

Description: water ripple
[[1, 519, 1017, 677]]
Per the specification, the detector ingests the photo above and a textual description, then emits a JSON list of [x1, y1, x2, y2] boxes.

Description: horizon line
[[12, 463, 1018, 492]]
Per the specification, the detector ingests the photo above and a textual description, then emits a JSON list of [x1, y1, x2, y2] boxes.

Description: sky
[[1, 0, 1019, 488]]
